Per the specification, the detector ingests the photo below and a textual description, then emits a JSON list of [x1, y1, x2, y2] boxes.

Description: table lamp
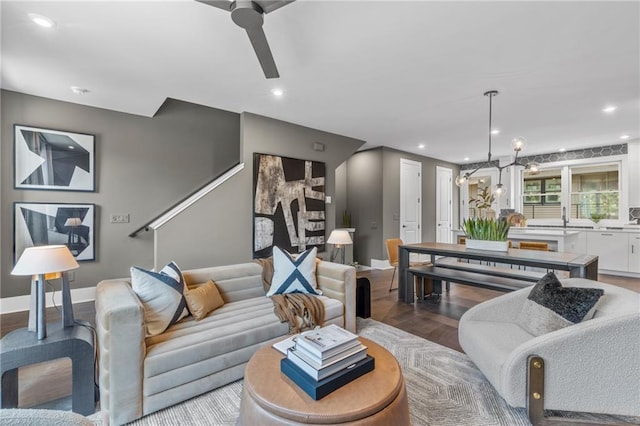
[[11, 245, 79, 340], [327, 229, 353, 264]]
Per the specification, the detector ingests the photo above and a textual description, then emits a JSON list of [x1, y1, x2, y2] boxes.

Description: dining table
[[397, 242, 599, 303]]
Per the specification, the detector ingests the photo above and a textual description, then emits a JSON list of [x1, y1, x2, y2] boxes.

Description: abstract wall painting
[[253, 153, 326, 258], [14, 202, 96, 262], [14, 125, 95, 191]]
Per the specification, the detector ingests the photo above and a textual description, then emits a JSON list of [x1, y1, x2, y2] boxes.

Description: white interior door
[[400, 159, 422, 244], [436, 166, 453, 243]]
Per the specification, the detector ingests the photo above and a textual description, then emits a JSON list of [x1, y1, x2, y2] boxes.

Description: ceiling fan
[[196, 0, 295, 79]]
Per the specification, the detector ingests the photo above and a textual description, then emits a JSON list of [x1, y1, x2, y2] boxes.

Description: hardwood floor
[[1, 271, 637, 410]]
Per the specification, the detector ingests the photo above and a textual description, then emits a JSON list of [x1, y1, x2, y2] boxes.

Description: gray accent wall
[[346, 149, 384, 265], [347, 147, 460, 265], [154, 113, 365, 269], [1, 90, 240, 298]]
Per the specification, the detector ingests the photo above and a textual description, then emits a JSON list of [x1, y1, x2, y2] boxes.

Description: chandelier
[[454, 90, 539, 196]]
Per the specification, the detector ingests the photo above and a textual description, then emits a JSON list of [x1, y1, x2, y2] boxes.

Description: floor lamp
[[328, 229, 353, 264], [11, 245, 79, 340]]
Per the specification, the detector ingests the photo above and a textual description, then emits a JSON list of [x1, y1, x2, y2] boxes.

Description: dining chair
[[519, 241, 550, 251], [386, 238, 403, 292]]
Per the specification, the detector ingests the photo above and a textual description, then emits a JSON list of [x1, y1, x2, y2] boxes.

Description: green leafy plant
[[590, 213, 607, 223], [471, 186, 495, 210], [342, 210, 351, 227], [462, 218, 510, 241]]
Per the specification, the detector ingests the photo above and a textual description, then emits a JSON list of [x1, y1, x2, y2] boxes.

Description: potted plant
[[590, 212, 607, 229], [471, 186, 496, 219], [462, 217, 511, 251]]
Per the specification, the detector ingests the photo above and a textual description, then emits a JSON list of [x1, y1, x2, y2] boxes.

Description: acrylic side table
[[0, 322, 95, 415]]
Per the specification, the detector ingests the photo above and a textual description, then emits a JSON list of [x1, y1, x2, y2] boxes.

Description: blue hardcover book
[[280, 355, 375, 400]]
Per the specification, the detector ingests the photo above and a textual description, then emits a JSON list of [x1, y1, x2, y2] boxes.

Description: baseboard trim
[[1, 286, 96, 314]]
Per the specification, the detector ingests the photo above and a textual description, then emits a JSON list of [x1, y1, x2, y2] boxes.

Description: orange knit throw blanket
[[271, 293, 325, 334], [255, 257, 325, 333]]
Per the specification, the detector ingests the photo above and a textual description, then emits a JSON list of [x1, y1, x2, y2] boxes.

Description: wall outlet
[[67, 271, 75, 282], [110, 214, 130, 223]]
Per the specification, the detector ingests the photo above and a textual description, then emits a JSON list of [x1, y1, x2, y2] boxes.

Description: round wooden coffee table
[[238, 337, 410, 425]]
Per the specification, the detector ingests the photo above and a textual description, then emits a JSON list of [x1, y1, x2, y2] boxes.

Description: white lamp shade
[[64, 217, 82, 227], [327, 230, 352, 245], [11, 245, 79, 276]]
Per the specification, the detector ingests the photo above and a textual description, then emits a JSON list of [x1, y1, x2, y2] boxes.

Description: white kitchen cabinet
[[629, 234, 640, 273], [586, 232, 629, 272]]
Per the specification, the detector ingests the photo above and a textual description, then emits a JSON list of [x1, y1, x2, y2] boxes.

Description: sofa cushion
[[131, 262, 190, 336], [267, 246, 321, 296], [516, 272, 604, 336], [184, 280, 225, 320]]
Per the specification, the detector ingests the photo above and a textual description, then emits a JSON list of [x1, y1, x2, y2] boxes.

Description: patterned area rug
[[89, 318, 638, 425]]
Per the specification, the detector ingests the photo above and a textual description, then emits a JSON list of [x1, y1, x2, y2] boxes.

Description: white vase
[[465, 239, 509, 251]]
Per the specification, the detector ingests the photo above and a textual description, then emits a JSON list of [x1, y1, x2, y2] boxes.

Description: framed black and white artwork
[[14, 125, 96, 191], [253, 153, 326, 258], [14, 202, 96, 262]]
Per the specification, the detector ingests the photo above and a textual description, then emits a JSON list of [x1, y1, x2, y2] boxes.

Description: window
[[523, 169, 562, 219], [570, 164, 619, 220], [520, 161, 622, 222]]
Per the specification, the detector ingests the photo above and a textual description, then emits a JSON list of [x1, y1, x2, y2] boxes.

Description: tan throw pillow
[[184, 280, 224, 320]]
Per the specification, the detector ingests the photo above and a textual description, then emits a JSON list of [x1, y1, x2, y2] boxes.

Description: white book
[[287, 346, 368, 381], [294, 342, 367, 370], [272, 335, 299, 355], [297, 324, 359, 358], [295, 340, 364, 367]]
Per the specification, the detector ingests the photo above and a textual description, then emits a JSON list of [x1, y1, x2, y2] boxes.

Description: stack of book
[[280, 324, 375, 400]]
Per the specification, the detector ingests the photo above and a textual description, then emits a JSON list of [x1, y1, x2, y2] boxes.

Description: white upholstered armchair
[[459, 278, 640, 423]]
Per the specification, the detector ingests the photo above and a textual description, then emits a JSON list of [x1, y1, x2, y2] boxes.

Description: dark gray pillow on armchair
[[516, 272, 604, 336]]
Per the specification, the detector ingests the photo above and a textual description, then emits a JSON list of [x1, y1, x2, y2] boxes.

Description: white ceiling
[[2, 1, 638, 164]]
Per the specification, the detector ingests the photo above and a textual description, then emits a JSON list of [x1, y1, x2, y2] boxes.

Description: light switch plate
[[110, 214, 130, 223]]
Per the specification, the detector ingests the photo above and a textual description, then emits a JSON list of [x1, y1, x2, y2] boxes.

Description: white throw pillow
[[131, 261, 190, 337], [267, 246, 321, 296]]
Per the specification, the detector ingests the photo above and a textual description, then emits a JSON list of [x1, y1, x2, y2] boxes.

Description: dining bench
[[407, 263, 538, 301]]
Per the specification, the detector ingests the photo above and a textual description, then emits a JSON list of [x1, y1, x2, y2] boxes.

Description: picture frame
[[253, 153, 326, 258], [14, 125, 96, 191], [14, 202, 96, 262]]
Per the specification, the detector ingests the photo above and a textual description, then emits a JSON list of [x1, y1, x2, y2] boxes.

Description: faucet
[[562, 206, 568, 228]]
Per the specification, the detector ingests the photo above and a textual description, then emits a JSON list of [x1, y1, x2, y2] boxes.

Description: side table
[[0, 322, 95, 415]]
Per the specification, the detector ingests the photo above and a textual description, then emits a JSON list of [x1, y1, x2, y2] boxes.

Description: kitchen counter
[[452, 228, 580, 252]]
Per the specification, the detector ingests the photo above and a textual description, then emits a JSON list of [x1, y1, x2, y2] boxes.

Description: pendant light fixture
[[455, 90, 539, 195]]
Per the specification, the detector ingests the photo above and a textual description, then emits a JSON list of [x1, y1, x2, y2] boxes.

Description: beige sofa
[[95, 261, 356, 425]]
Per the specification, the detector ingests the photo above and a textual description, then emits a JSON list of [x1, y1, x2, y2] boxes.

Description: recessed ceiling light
[[71, 86, 90, 95], [602, 105, 617, 113], [464, 157, 470, 161], [28, 13, 55, 28], [620, 134, 630, 140], [490, 129, 500, 135], [418, 144, 425, 149], [558, 148, 566, 152], [68, 145, 75, 150], [271, 88, 284, 97]]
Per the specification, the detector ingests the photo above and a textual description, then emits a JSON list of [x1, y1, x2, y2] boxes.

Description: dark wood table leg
[[398, 247, 411, 303]]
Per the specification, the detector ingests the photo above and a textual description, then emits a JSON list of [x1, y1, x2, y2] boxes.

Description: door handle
[[402, 225, 407, 228]]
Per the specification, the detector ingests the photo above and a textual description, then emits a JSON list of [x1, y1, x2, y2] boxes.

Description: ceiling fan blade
[[256, 0, 295, 14], [245, 26, 279, 78], [194, 0, 233, 12]]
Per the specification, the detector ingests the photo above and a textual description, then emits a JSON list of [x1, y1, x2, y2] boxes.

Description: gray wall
[[1, 90, 240, 297], [347, 147, 460, 265], [155, 112, 365, 268], [346, 149, 384, 264]]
